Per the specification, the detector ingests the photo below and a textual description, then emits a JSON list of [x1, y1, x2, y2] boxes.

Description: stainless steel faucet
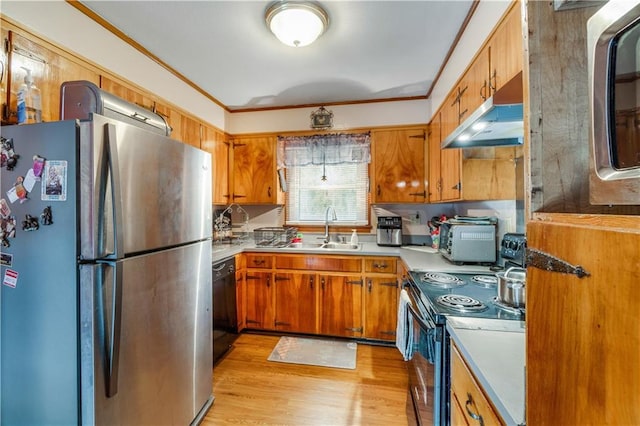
[[322, 206, 337, 243]]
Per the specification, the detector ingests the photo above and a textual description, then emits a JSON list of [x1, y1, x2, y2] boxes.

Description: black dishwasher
[[212, 257, 238, 364]]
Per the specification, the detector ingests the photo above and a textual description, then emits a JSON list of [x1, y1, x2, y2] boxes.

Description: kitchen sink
[[284, 242, 362, 251]]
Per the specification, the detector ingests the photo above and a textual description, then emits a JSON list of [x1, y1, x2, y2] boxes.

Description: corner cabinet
[[231, 135, 280, 204], [371, 127, 427, 203]]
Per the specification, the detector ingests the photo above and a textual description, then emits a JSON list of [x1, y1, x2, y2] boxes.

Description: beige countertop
[[212, 239, 495, 274]]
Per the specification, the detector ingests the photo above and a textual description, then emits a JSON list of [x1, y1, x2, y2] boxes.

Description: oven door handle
[[407, 302, 434, 330]]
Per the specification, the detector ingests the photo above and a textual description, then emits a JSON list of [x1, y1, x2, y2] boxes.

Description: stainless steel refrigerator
[[0, 110, 213, 424]]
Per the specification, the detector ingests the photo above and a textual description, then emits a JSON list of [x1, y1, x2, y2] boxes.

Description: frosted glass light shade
[[266, 2, 329, 47]]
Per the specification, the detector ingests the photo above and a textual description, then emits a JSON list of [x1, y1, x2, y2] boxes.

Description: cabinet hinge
[[246, 275, 261, 281], [346, 279, 363, 286], [246, 319, 260, 325], [408, 132, 426, 140], [233, 142, 246, 148], [526, 248, 590, 278], [380, 330, 397, 336], [345, 327, 363, 333], [380, 282, 397, 287], [274, 321, 290, 326]]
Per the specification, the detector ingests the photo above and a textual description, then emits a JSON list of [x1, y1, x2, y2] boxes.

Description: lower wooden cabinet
[[450, 343, 504, 426], [238, 253, 399, 342], [319, 274, 363, 337], [245, 271, 273, 329], [274, 272, 317, 334], [364, 276, 399, 340]]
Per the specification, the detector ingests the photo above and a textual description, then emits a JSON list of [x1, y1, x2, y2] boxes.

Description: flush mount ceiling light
[[265, 1, 329, 47]]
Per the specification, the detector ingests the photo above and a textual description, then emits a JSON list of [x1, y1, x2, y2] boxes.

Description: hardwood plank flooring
[[202, 333, 410, 425]]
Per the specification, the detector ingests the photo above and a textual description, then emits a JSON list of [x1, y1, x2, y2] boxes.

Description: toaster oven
[[438, 222, 497, 264]]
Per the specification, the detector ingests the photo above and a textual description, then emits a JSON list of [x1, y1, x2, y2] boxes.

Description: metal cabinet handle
[[373, 262, 388, 270], [252, 259, 265, 266], [266, 276, 270, 288], [480, 81, 488, 100], [465, 393, 484, 426], [268, 186, 272, 198], [377, 185, 381, 196], [367, 279, 372, 293], [310, 276, 314, 289]]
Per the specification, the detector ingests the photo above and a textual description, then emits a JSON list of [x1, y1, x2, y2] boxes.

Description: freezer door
[[80, 241, 213, 425], [79, 114, 212, 260]]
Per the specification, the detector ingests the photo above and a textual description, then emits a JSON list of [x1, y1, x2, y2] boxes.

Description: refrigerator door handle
[[104, 123, 124, 259], [98, 261, 123, 398]]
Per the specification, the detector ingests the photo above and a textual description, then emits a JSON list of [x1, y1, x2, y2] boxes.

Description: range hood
[[442, 73, 524, 149]]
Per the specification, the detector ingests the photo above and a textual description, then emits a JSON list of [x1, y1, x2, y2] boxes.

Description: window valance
[[277, 132, 371, 168]]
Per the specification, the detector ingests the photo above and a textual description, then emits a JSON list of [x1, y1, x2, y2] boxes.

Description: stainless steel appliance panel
[[79, 114, 212, 260], [80, 241, 212, 425]]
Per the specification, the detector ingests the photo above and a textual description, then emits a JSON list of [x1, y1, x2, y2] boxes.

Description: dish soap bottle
[[21, 67, 42, 124], [16, 72, 28, 125], [350, 229, 358, 245]]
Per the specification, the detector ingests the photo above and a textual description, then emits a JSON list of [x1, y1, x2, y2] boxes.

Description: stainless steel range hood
[[442, 73, 524, 149]]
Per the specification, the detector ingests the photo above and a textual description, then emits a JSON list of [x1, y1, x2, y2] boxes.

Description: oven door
[[406, 284, 443, 425]]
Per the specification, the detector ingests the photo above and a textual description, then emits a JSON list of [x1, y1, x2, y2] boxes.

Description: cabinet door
[[440, 147, 461, 201], [245, 271, 273, 329], [441, 90, 461, 144], [527, 219, 640, 425], [488, 4, 523, 93], [232, 136, 277, 204], [319, 274, 363, 337], [274, 272, 317, 334], [428, 113, 443, 202], [372, 128, 427, 203], [364, 277, 398, 341], [6, 31, 100, 124], [461, 47, 491, 120], [202, 125, 230, 205]]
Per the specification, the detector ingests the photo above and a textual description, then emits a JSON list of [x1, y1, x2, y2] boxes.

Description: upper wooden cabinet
[[487, 2, 523, 95], [231, 135, 278, 204], [428, 112, 462, 202], [3, 30, 100, 124], [201, 125, 230, 205], [371, 127, 427, 203], [460, 47, 491, 121]]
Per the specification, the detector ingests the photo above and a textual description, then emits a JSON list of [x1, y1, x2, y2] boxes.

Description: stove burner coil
[[491, 297, 525, 315], [470, 275, 498, 288], [421, 272, 465, 288], [435, 294, 488, 312]]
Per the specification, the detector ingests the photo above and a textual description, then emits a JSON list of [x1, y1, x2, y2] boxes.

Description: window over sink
[[278, 133, 370, 226]]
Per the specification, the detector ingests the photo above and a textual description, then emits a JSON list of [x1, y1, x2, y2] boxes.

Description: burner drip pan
[[421, 272, 465, 289], [470, 275, 498, 288]]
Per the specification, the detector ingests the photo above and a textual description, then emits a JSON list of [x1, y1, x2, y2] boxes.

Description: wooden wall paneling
[[7, 31, 100, 124], [526, 219, 640, 424], [202, 125, 230, 205]]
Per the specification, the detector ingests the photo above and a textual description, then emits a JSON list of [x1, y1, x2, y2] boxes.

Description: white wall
[[1, 1, 508, 133]]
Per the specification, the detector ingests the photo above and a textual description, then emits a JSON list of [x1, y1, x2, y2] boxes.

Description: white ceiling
[[78, 1, 475, 111]]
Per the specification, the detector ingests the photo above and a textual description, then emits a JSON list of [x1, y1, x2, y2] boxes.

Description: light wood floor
[[202, 333, 410, 426]]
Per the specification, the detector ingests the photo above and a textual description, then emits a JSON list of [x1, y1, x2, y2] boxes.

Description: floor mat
[[267, 336, 357, 370]]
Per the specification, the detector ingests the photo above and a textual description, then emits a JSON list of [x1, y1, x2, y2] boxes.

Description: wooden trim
[[230, 95, 428, 113], [425, 0, 480, 99], [65, 0, 229, 112]]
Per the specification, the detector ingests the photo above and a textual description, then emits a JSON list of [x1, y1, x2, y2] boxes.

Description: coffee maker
[[376, 216, 403, 247]]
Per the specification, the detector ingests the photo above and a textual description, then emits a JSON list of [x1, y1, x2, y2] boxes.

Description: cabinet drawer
[[245, 253, 273, 269], [275, 255, 361, 272], [451, 344, 504, 426], [364, 257, 397, 274]]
